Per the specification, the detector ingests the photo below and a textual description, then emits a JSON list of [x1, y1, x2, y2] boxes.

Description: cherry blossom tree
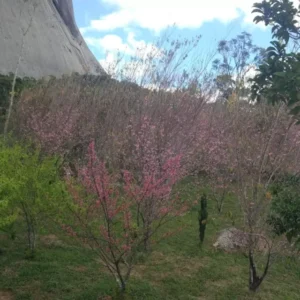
[[229, 102, 300, 291], [66, 140, 188, 291]]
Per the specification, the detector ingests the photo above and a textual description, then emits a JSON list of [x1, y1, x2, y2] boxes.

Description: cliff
[[0, 0, 105, 78]]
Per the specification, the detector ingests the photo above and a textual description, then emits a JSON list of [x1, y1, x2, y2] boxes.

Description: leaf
[[252, 8, 263, 14], [253, 16, 264, 23], [274, 72, 286, 77]]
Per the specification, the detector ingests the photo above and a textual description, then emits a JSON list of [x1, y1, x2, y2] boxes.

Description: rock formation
[[0, 0, 105, 78]]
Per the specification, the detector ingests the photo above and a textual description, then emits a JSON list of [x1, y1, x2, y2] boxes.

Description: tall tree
[[251, 0, 300, 121], [213, 32, 263, 101]]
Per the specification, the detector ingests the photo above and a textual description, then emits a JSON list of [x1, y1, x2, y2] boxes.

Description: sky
[[73, 0, 298, 72]]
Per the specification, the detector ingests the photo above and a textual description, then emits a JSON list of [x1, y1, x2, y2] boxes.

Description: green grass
[[1, 179, 299, 300]]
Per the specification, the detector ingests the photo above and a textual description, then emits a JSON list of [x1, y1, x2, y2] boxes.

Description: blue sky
[[72, 0, 298, 71]]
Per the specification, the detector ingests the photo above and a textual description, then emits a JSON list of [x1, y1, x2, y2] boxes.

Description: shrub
[[0, 138, 68, 256], [268, 175, 300, 246], [198, 193, 208, 244]]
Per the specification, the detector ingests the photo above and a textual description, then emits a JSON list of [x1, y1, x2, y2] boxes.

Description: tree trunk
[[115, 276, 127, 299], [248, 248, 270, 292], [27, 221, 36, 257], [136, 204, 141, 227], [23, 208, 36, 258], [143, 224, 152, 252]]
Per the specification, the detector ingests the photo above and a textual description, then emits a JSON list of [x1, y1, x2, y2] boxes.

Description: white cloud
[[80, 0, 256, 33], [81, 0, 300, 33], [99, 51, 150, 81], [85, 34, 132, 54], [99, 52, 119, 74], [88, 32, 162, 79], [90, 10, 133, 31], [85, 32, 161, 58], [245, 65, 258, 81]]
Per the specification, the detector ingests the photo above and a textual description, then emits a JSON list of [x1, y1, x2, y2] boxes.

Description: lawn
[[1, 179, 299, 300]]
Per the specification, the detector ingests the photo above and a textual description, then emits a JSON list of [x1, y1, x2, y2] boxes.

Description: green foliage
[[0, 73, 36, 109], [0, 138, 69, 252], [198, 193, 208, 244], [0, 74, 36, 131], [0, 200, 17, 229], [253, 0, 299, 43], [251, 0, 300, 120], [268, 175, 300, 245]]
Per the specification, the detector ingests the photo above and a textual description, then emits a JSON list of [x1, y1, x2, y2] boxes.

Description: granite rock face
[[0, 0, 105, 78]]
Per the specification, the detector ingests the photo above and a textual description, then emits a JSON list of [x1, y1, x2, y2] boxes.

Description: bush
[[0, 138, 69, 256], [268, 175, 300, 246]]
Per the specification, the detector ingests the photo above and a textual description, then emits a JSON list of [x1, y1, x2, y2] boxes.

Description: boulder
[[213, 228, 248, 252], [213, 227, 269, 252]]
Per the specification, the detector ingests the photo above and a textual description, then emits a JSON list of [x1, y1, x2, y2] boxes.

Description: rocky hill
[[0, 0, 105, 78]]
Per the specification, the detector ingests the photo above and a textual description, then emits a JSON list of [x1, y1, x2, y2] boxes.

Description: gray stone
[[213, 228, 249, 252], [0, 0, 105, 78], [213, 227, 269, 252]]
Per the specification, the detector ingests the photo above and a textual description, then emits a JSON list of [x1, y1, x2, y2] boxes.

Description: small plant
[[198, 193, 208, 244], [226, 211, 236, 226]]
